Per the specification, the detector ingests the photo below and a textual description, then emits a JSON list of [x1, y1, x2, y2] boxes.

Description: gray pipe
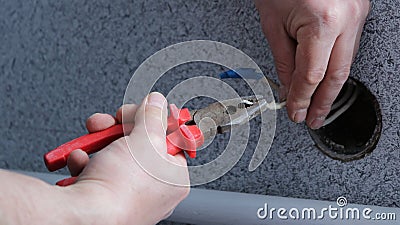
[[16, 170, 400, 225], [169, 189, 399, 225]]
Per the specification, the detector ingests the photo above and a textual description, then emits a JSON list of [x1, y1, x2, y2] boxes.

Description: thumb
[[128, 92, 168, 154], [127, 92, 188, 186]]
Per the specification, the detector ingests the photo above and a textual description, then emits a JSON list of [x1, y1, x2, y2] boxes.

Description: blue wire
[[218, 68, 264, 80]]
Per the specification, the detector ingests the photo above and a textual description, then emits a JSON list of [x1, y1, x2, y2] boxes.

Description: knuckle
[[326, 66, 350, 85], [319, 8, 339, 27], [349, 2, 363, 20], [304, 1, 340, 34], [302, 68, 325, 86], [145, 104, 164, 118], [347, 1, 370, 21]]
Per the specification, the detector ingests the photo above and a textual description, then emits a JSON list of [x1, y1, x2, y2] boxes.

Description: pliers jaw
[[187, 95, 268, 141]]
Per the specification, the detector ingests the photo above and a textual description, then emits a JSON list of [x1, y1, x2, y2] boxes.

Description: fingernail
[[309, 116, 326, 130], [146, 92, 165, 109], [293, 109, 307, 123], [88, 113, 101, 119]]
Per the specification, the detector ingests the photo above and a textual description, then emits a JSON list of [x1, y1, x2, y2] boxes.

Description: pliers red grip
[[44, 104, 204, 173], [45, 124, 126, 172]]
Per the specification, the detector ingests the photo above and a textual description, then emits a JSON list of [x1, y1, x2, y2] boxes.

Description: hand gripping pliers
[[44, 96, 279, 185]]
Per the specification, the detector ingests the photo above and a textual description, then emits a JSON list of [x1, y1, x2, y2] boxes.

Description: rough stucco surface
[[0, 0, 399, 224]]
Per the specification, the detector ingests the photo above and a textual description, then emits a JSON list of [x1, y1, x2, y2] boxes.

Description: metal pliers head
[[187, 96, 269, 141]]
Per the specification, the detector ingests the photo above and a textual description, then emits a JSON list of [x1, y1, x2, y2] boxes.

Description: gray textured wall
[[0, 0, 399, 223]]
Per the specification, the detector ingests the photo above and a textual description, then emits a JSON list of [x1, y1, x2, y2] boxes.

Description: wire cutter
[[44, 95, 277, 185]]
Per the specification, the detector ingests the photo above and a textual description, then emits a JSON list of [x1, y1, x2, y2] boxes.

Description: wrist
[[62, 183, 127, 225]]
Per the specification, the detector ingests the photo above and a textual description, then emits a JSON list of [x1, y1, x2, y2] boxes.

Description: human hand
[[255, 0, 370, 129], [65, 92, 189, 225], [66, 104, 139, 177]]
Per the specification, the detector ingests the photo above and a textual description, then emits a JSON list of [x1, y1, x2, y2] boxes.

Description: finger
[[306, 33, 356, 129], [263, 23, 296, 100], [128, 93, 189, 186], [86, 113, 117, 133], [129, 92, 168, 153], [67, 149, 90, 177], [286, 31, 337, 123], [352, 22, 364, 60], [116, 104, 139, 124]]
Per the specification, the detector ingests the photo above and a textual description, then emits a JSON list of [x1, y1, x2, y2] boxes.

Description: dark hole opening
[[308, 77, 382, 161]]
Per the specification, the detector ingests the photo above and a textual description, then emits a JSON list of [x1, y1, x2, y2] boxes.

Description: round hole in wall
[[308, 77, 382, 161]]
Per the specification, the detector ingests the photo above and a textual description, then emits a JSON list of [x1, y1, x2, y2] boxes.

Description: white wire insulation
[[266, 101, 287, 110]]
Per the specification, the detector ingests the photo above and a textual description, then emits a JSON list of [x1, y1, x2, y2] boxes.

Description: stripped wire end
[[265, 101, 286, 110]]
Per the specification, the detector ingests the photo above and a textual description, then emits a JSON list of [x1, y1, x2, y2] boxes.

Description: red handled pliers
[[44, 96, 269, 185]]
